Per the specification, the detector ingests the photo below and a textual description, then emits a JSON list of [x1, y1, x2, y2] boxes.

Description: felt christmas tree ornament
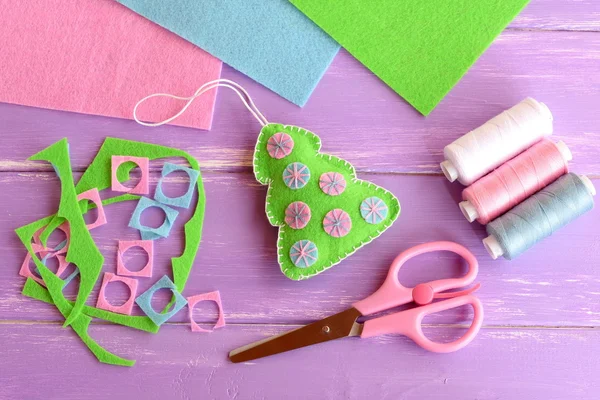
[[254, 123, 400, 279], [134, 79, 401, 280]]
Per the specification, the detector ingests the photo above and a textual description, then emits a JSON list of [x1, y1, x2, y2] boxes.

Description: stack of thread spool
[[440, 98, 596, 260]]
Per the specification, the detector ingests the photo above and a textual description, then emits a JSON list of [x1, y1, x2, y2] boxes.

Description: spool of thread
[[483, 173, 596, 260], [441, 98, 553, 185], [460, 139, 572, 224]]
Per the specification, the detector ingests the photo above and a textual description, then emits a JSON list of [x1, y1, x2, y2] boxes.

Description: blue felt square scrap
[[135, 275, 188, 326], [154, 162, 200, 209], [128, 197, 179, 240]]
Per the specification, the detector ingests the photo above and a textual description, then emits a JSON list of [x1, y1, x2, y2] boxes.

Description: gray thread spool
[[483, 173, 596, 260]]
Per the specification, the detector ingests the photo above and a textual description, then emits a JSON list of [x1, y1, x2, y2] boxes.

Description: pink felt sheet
[[187, 291, 226, 333], [0, 0, 222, 130]]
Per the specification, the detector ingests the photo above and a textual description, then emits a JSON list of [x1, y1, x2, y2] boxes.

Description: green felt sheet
[[29, 139, 104, 327], [254, 124, 400, 280], [289, 0, 531, 115], [16, 138, 205, 366]]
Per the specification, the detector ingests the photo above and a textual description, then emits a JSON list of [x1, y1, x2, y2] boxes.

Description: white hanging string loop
[[133, 78, 269, 127]]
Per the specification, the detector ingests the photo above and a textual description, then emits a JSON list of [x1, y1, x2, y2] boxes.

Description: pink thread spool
[[459, 139, 572, 224]]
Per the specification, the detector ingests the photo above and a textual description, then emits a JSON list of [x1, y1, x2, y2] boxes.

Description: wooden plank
[[3, 172, 599, 327], [1, 31, 599, 175], [2, 322, 599, 399], [511, 0, 600, 31]]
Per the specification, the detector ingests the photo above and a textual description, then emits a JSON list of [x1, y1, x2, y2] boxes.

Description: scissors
[[229, 241, 483, 363]]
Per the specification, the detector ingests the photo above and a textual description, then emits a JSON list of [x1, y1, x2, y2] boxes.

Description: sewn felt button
[[283, 162, 310, 190], [267, 132, 294, 159]]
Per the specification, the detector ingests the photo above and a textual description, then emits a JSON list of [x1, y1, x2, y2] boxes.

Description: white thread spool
[[440, 98, 553, 185]]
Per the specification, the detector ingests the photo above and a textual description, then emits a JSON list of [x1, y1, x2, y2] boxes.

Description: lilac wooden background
[[1, 0, 600, 398]]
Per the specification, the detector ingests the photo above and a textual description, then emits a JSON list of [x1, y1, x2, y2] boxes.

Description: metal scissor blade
[[229, 308, 362, 363]]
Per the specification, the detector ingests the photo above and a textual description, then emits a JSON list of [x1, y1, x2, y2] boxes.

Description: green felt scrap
[[76, 138, 206, 294], [289, 0, 531, 115], [254, 124, 400, 280], [22, 279, 158, 333], [16, 220, 135, 366], [29, 139, 104, 327], [16, 138, 205, 366]]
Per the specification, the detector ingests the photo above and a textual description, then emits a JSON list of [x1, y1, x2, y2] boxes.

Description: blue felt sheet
[[116, 0, 339, 106]]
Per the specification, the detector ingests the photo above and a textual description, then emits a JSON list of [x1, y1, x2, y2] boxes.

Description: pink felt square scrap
[[96, 272, 139, 315], [32, 223, 70, 258], [0, 0, 221, 129], [117, 240, 154, 278], [19, 244, 69, 287], [111, 156, 150, 195], [187, 291, 226, 333], [77, 188, 107, 230]]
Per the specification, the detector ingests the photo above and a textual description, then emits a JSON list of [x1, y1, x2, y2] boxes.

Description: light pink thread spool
[[459, 139, 572, 224]]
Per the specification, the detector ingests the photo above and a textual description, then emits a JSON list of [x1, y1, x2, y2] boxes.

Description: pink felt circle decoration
[[323, 209, 352, 238], [267, 132, 294, 159], [285, 201, 311, 229], [319, 172, 346, 196]]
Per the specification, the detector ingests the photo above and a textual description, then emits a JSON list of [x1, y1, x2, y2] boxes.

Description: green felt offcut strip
[[29, 139, 104, 328], [76, 137, 206, 295], [289, 0, 531, 115], [16, 138, 206, 366]]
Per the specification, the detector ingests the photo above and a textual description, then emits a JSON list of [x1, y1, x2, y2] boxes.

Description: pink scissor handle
[[360, 294, 483, 353], [353, 241, 479, 316]]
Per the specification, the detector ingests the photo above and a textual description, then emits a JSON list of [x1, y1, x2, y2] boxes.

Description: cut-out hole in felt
[[117, 240, 153, 278], [61, 266, 79, 290], [116, 162, 141, 189], [96, 272, 138, 315], [151, 288, 177, 313], [154, 162, 200, 209], [140, 206, 168, 229], [104, 280, 131, 307], [157, 169, 190, 198], [111, 156, 149, 195], [187, 291, 225, 333], [43, 254, 61, 275], [128, 197, 179, 241], [77, 188, 107, 230], [135, 275, 187, 326]]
